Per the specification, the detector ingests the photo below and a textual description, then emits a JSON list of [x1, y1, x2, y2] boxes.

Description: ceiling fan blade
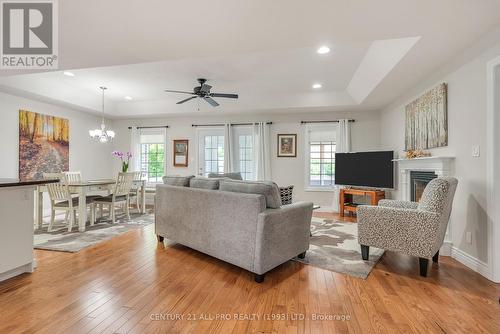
[[204, 97, 219, 107], [210, 93, 238, 99], [176, 96, 198, 104], [165, 89, 196, 95], [200, 84, 212, 93]]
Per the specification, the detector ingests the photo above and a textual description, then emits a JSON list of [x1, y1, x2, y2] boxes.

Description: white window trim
[[304, 124, 337, 192], [139, 127, 167, 186]]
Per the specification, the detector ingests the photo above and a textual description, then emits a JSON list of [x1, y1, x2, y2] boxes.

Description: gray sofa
[[155, 178, 313, 283]]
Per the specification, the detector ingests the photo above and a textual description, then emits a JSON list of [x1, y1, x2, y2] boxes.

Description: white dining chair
[[93, 172, 135, 223], [63, 171, 82, 183], [62, 171, 102, 221], [128, 171, 143, 212], [43, 173, 95, 232]]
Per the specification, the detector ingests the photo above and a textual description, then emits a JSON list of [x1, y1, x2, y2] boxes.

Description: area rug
[[294, 217, 384, 279], [34, 211, 154, 253]]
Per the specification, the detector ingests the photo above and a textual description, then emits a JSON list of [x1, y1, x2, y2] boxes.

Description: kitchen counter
[[0, 178, 58, 187], [0, 178, 58, 282]]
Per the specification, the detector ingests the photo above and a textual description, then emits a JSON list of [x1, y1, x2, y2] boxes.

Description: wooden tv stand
[[339, 188, 385, 217]]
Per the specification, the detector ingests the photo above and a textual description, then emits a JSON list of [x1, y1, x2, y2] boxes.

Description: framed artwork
[[405, 83, 448, 150], [277, 134, 297, 157], [19, 110, 69, 181], [173, 139, 189, 167]]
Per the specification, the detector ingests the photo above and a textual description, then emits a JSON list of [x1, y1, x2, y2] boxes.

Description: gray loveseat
[[155, 177, 313, 283]]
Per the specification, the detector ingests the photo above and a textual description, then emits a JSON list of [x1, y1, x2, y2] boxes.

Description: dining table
[[35, 179, 146, 232]]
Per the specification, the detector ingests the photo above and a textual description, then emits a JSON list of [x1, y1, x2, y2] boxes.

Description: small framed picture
[[173, 140, 189, 167], [277, 134, 297, 157]]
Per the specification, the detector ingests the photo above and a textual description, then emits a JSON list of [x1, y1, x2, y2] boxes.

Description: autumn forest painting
[[19, 110, 69, 181]]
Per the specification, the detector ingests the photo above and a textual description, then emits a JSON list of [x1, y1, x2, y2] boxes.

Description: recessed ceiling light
[[317, 46, 330, 54], [124, 96, 133, 100], [63, 71, 75, 77], [312, 83, 322, 89]]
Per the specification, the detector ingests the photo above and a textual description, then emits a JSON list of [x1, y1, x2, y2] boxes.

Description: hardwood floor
[[0, 212, 499, 334]]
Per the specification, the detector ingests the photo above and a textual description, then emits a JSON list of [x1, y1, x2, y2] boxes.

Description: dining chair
[[93, 172, 135, 223], [62, 171, 102, 221], [63, 171, 82, 183], [43, 173, 95, 232], [128, 171, 143, 212]]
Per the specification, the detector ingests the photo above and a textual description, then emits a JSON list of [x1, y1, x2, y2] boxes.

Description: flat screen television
[[335, 151, 394, 189]]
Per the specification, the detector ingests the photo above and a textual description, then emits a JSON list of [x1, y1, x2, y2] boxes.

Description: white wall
[[379, 41, 500, 278], [0, 91, 114, 180], [0, 91, 114, 215], [111, 110, 381, 207]]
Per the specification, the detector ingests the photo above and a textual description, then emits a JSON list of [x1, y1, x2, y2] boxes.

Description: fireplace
[[394, 156, 454, 255], [410, 171, 437, 202]]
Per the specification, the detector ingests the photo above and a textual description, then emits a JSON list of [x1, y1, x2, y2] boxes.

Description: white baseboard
[[451, 246, 492, 280], [0, 262, 34, 282], [440, 241, 452, 256]]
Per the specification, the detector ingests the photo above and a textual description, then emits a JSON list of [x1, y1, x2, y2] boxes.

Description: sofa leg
[[254, 274, 265, 283], [157, 235, 164, 242], [432, 251, 439, 263], [361, 245, 370, 260], [298, 251, 306, 259], [419, 257, 429, 277]]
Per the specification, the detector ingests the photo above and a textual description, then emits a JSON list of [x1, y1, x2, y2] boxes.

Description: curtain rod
[[300, 119, 355, 124], [191, 122, 273, 127], [128, 126, 169, 129]]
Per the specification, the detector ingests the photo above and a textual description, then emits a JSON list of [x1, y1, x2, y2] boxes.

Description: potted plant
[[112, 151, 132, 172]]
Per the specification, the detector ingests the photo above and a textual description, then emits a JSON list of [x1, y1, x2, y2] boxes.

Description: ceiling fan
[[165, 78, 238, 107]]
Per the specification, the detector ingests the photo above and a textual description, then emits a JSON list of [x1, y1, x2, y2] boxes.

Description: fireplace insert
[[410, 171, 437, 202]]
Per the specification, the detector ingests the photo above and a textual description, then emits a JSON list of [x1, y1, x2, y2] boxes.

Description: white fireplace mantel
[[393, 156, 456, 201], [393, 156, 456, 255]]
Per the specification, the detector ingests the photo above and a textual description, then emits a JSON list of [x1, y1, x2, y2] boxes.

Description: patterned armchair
[[357, 177, 458, 277]]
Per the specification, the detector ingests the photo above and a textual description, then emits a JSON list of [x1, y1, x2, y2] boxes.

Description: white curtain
[[337, 119, 351, 153], [334, 119, 351, 211], [129, 126, 141, 171], [253, 122, 272, 181], [223, 123, 235, 172]]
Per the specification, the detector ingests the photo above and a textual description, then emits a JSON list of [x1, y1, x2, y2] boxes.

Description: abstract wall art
[[405, 83, 448, 150]]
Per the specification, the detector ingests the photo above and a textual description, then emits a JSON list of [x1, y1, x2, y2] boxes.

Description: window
[[309, 141, 336, 186], [139, 129, 166, 183], [305, 125, 336, 189], [204, 135, 225, 175], [238, 134, 253, 180]]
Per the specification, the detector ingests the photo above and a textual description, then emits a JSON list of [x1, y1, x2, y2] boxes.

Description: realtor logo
[[1, 0, 58, 69]]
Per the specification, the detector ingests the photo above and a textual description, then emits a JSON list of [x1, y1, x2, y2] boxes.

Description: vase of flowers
[[112, 151, 132, 172]]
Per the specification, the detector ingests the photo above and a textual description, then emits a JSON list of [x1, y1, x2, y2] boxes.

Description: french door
[[197, 128, 225, 176]]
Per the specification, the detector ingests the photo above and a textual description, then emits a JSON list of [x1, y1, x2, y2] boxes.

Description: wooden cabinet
[[339, 188, 385, 217]]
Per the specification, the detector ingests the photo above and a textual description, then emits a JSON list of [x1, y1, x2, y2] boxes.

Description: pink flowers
[[112, 151, 132, 172]]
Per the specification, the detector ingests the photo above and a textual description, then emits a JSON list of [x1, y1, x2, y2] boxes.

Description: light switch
[[472, 145, 480, 158]]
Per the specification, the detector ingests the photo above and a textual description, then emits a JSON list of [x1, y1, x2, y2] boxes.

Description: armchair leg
[[361, 245, 370, 260], [432, 251, 439, 263], [297, 251, 306, 259], [254, 274, 265, 283], [157, 235, 164, 242], [419, 258, 429, 277]]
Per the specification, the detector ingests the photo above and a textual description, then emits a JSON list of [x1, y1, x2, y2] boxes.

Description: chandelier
[[89, 86, 115, 143]]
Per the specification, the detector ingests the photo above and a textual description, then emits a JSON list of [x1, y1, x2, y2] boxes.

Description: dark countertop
[[0, 178, 59, 188]]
